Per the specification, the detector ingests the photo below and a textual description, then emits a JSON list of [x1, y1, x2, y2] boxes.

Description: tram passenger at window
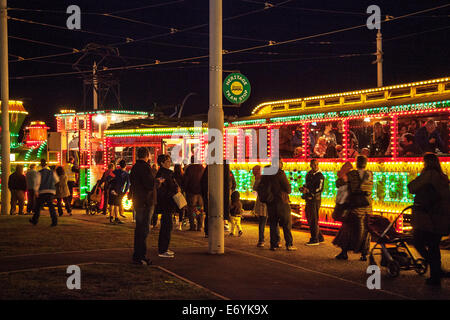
[[321, 123, 337, 147], [399, 133, 421, 157], [370, 122, 390, 157], [415, 120, 447, 154], [313, 137, 327, 158], [408, 119, 420, 135], [333, 122, 344, 145]]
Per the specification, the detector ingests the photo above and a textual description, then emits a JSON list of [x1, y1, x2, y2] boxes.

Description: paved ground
[[1, 209, 449, 300]]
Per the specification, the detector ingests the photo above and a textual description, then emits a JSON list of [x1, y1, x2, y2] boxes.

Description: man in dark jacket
[[183, 156, 205, 231], [130, 147, 156, 265], [109, 160, 130, 224], [224, 163, 236, 232], [8, 165, 27, 215], [261, 159, 296, 251], [301, 159, 325, 246]]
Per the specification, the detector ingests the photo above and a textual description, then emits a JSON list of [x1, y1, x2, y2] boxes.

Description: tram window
[[278, 124, 303, 159], [398, 115, 449, 156], [308, 121, 344, 159], [111, 147, 133, 166], [134, 147, 155, 163], [349, 118, 392, 158]]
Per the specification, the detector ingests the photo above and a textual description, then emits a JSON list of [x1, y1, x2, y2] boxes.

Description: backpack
[[257, 176, 274, 204]]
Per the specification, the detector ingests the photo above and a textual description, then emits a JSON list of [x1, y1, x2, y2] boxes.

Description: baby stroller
[[368, 205, 428, 278], [85, 180, 104, 216]]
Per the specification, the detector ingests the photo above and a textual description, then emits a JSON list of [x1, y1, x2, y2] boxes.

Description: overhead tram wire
[[224, 3, 450, 56], [384, 25, 450, 42], [107, 0, 294, 47], [10, 3, 450, 80], [239, 0, 367, 16], [7, 2, 292, 64]]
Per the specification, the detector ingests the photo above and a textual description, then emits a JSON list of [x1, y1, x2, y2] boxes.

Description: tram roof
[[249, 76, 450, 119], [106, 114, 210, 131], [239, 93, 450, 123]]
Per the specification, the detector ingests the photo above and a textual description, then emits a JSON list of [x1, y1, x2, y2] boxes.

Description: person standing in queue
[[252, 165, 270, 247], [130, 147, 157, 265], [8, 165, 27, 215], [259, 159, 296, 251], [200, 165, 209, 238], [183, 156, 205, 231], [173, 164, 185, 230], [29, 159, 59, 226], [224, 163, 236, 232], [408, 153, 450, 286], [156, 154, 179, 258], [64, 157, 79, 206], [100, 163, 115, 216], [109, 160, 130, 224], [301, 159, 325, 246], [343, 155, 373, 261], [25, 164, 39, 215], [55, 166, 72, 216]]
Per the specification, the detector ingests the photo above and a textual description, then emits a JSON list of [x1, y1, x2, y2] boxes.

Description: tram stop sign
[[223, 73, 251, 104]]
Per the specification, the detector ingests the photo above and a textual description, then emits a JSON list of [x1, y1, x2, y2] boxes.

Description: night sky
[[6, 0, 450, 130]]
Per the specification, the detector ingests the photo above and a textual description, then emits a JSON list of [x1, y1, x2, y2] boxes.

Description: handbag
[[332, 203, 348, 222], [172, 192, 187, 209]]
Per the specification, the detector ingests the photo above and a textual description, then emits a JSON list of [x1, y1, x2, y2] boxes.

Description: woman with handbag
[[156, 154, 180, 258], [333, 156, 372, 261], [408, 153, 450, 286]]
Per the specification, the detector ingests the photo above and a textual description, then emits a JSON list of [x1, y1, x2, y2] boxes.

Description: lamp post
[[0, 0, 10, 215], [208, 0, 224, 254]]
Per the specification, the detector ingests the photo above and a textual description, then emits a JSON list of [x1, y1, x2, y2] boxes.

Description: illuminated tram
[[226, 76, 450, 233], [54, 109, 149, 203]]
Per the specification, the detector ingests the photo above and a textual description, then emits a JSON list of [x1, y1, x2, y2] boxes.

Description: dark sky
[[6, 0, 450, 130]]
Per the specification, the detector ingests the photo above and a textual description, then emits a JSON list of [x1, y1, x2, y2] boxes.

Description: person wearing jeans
[[130, 147, 157, 265]]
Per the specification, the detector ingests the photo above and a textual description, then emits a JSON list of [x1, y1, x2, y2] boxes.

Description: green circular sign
[[223, 73, 251, 104]]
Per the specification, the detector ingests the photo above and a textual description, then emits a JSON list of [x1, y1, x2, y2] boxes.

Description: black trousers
[[158, 211, 173, 254], [31, 193, 57, 225], [413, 229, 443, 280], [67, 180, 76, 204], [267, 201, 293, 248], [26, 189, 36, 213], [305, 199, 324, 242], [57, 197, 72, 216], [133, 205, 154, 261]]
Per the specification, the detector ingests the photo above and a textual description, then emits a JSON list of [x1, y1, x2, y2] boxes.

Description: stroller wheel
[[414, 258, 428, 275], [369, 254, 376, 266], [387, 261, 400, 278]]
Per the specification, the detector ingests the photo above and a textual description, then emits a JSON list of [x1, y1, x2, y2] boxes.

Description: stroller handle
[[379, 205, 415, 238]]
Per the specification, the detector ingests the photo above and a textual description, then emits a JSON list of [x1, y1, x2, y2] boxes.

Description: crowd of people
[[253, 154, 449, 286], [7, 147, 449, 286], [127, 150, 238, 263], [7, 158, 78, 224]]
